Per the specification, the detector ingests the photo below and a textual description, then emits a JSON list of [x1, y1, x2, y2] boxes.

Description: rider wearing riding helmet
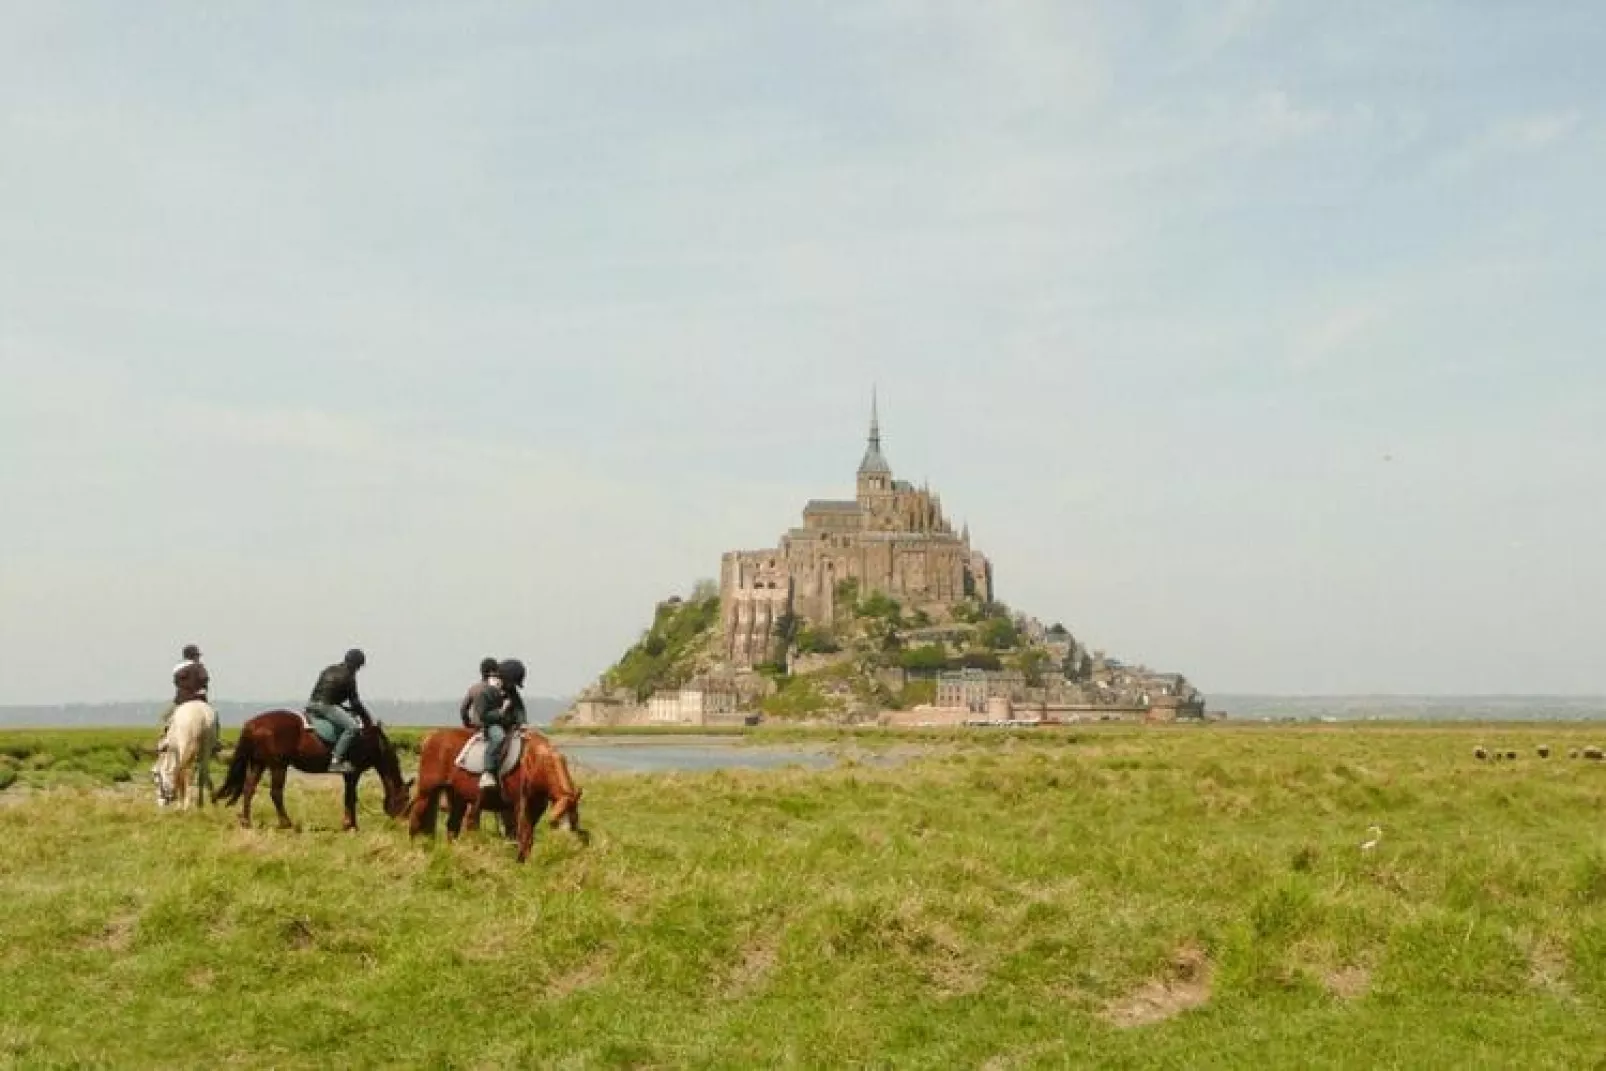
[[306, 649, 372, 775], [475, 658, 527, 790]]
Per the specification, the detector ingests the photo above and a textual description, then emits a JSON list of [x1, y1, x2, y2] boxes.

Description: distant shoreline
[[2, 694, 1605, 727]]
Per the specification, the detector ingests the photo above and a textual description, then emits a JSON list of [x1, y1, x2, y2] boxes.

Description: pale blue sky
[[2, 2, 1602, 703]]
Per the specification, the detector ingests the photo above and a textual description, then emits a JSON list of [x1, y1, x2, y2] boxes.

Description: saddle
[[455, 729, 524, 777], [300, 711, 340, 748]]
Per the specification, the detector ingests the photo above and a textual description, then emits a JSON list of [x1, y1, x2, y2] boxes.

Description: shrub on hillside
[[896, 680, 937, 709], [760, 677, 840, 720], [856, 591, 903, 624], [795, 627, 840, 655], [1015, 647, 1052, 686], [977, 616, 1021, 651], [899, 643, 948, 673]]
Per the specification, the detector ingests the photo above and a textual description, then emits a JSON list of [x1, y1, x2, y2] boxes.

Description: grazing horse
[[215, 709, 411, 830], [153, 699, 218, 809], [408, 728, 585, 862]]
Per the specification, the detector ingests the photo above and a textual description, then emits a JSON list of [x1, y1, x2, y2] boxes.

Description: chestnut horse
[[216, 710, 411, 830], [408, 728, 585, 861]]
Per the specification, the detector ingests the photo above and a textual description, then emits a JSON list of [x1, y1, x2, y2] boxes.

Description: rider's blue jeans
[[483, 721, 507, 776], [309, 702, 358, 763]]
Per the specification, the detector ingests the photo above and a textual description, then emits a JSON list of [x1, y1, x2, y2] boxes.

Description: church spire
[[857, 389, 892, 478]]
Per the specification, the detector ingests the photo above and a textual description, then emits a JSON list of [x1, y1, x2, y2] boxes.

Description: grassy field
[[2, 724, 1606, 1068]]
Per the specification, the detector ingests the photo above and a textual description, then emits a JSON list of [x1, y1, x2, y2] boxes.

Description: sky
[[2, 2, 1603, 703]]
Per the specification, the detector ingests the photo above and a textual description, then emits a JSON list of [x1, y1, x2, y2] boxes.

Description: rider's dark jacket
[[471, 681, 507, 728], [460, 678, 498, 729], [173, 660, 210, 704], [308, 663, 371, 721]]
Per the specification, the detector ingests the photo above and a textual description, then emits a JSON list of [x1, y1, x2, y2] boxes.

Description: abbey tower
[[720, 397, 994, 667]]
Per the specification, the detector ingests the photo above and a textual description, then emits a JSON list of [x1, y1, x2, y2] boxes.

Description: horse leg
[[197, 737, 214, 808], [549, 790, 583, 837], [269, 765, 293, 830], [445, 794, 466, 841], [341, 772, 359, 832], [515, 789, 541, 863], [173, 750, 191, 811], [240, 764, 263, 828], [408, 783, 436, 839]]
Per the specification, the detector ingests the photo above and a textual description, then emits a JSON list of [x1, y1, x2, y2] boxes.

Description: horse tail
[[217, 728, 253, 806]]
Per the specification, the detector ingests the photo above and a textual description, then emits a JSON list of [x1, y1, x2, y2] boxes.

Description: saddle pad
[[302, 713, 339, 747], [454, 731, 524, 776]]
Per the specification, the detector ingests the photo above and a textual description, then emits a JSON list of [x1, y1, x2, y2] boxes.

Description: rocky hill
[[564, 578, 1201, 725]]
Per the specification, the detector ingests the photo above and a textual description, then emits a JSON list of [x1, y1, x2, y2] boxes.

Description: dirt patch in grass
[[1102, 942, 1212, 1028], [80, 912, 138, 952], [546, 950, 612, 997], [722, 940, 778, 998], [1528, 941, 1572, 997], [1323, 965, 1371, 1001]]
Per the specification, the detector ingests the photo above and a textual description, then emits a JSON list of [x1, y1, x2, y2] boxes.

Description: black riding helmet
[[478, 657, 499, 678], [344, 648, 366, 670], [182, 644, 201, 660], [497, 659, 526, 688]]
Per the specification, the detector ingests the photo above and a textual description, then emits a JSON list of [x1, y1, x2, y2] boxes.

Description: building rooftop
[[804, 499, 862, 514]]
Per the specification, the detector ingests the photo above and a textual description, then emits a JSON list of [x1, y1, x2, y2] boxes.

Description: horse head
[[368, 722, 414, 819]]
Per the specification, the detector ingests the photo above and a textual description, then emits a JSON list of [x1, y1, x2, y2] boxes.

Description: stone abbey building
[[721, 399, 994, 667]]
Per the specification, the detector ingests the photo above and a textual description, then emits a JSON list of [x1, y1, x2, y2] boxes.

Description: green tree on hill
[[1015, 647, 1052, 687], [856, 590, 903, 624], [794, 626, 840, 655], [977, 615, 1021, 651], [899, 643, 948, 673]]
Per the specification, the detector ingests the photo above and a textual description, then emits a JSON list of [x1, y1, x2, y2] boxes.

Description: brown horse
[[216, 710, 411, 830], [408, 727, 585, 861]]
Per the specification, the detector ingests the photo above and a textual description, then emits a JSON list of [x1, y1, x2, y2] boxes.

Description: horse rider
[[157, 644, 210, 755], [459, 657, 501, 729], [475, 658, 527, 791], [306, 648, 372, 774]]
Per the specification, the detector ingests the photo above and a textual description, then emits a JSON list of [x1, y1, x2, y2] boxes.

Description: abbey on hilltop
[[720, 395, 994, 667], [562, 394, 1205, 728]]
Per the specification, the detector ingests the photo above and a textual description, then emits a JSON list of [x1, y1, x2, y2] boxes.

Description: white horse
[[154, 700, 218, 809]]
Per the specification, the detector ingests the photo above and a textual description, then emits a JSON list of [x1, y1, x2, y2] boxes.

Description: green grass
[[3, 725, 1606, 1067]]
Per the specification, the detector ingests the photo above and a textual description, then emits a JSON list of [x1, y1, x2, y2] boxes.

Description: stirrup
[[479, 771, 497, 789]]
